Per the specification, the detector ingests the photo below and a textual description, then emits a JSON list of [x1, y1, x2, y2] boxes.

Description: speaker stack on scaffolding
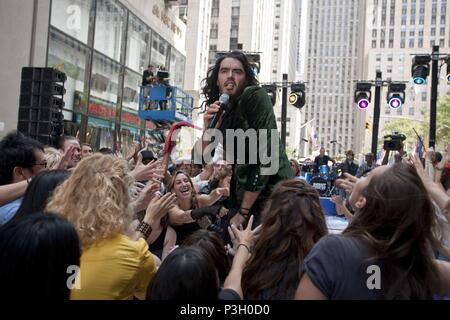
[[17, 67, 67, 147]]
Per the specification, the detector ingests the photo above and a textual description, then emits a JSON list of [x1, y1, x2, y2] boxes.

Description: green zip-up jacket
[[217, 85, 293, 208]]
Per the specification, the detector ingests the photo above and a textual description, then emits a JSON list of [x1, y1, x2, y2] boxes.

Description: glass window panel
[[90, 52, 121, 121], [126, 14, 150, 74], [86, 116, 115, 149], [94, 0, 126, 61], [169, 49, 186, 88], [47, 28, 89, 116], [62, 110, 83, 137], [50, 0, 92, 43], [151, 33, 170, 69], [123, 68, 141, 111]]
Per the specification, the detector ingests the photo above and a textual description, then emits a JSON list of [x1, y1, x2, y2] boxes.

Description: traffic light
[[411, 55, 431, 85], [354, 82, 372, 109], [289, 83, 306, 109], [387, 82, 406, 109]]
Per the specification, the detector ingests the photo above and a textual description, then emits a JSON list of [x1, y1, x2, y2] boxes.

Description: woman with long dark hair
[[183, 229, 231, 284], [241, 179, 328, 299], [167, 171, 228, 245], [147, 246, 219, 300], [296, 163, 450, 299], [8, 170, 70, 225], [0, 212, 81, 299]]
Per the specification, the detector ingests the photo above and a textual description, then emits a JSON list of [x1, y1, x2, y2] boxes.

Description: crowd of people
[[0, 129, 448, 300], [0, 51, 449, 300]]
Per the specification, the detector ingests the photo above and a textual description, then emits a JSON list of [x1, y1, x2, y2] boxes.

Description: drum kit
[[301, 161, 339, 197]]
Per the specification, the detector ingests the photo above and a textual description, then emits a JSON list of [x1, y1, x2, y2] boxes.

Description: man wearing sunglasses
[[0, 131, 46, 225]]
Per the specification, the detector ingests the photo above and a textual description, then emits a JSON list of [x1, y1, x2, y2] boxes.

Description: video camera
[[156, 70, 170, 79], [383, 132, 406, 151]]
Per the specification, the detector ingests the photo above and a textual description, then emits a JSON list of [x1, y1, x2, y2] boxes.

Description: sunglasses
[[32, 161, 47, 168]]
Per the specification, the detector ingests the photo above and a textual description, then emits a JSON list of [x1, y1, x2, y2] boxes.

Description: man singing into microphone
[[196, 51, 292, 227]]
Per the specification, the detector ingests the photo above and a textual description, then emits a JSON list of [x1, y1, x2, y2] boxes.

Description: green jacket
[[218, 85, 293, 208]]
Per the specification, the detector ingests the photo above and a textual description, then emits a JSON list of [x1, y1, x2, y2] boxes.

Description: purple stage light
[[389, 97, 402, 109], [357, 98, 370, 110]]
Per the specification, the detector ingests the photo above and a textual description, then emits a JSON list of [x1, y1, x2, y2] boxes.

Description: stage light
[[262, 84, 277, 106], [354, 82, 372, 110], [411, 55, 431, 85], [388, 96, 403, 109], [387, 82, 406, 109], [289, 83, 306, 109], [356, 93, 370, 109]]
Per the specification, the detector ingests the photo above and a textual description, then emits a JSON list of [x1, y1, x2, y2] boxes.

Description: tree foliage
[[381, 94, 450, 151], [435, 94, 450, 148]]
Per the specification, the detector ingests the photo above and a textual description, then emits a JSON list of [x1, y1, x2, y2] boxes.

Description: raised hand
[[56, 144, 76, 170], [131, 154, 164, 182], [229, 215, 261, 252], [143, 192, 177, 224], [132, 182, 161, 213], [335, 172, 359, 194]]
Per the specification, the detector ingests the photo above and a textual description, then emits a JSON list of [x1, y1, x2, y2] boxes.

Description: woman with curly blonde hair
[[47, 154, 175, 300]]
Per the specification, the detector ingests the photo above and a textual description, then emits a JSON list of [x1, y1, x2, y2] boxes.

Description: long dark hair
[[147, 247, 219, 300], [201, 51, 259, 105], [168, 171, 199, 209], [242, 179, 328, 300], [0, 212, 81, 299], [183, 229, 231, 283], [10, 170, 70, 225], [343, 163, 442, 299]]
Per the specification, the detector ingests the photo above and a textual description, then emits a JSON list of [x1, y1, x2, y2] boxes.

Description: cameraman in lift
[[154, 66, 171, 111]]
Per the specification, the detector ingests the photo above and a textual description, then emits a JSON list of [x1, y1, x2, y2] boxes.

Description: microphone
[[208, 93, 229, 129]]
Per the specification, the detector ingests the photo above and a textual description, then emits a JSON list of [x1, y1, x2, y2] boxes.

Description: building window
[[50, 0, 92, 44], [151, 33, 169, 69], [90, 52, 121, 122], [126, 14, 150, 74], [47, 28, 89, 115], [210, 23, 218, 39], [422, 91, 427, 101], [94, 0, 126, 62]]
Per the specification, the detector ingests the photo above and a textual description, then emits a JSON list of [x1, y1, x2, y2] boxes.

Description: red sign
[[89, 101, 115, 119], [121, 111, 140, 126]]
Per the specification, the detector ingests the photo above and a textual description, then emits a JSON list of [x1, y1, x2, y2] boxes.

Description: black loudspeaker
[[18, 67, 66, 147]]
